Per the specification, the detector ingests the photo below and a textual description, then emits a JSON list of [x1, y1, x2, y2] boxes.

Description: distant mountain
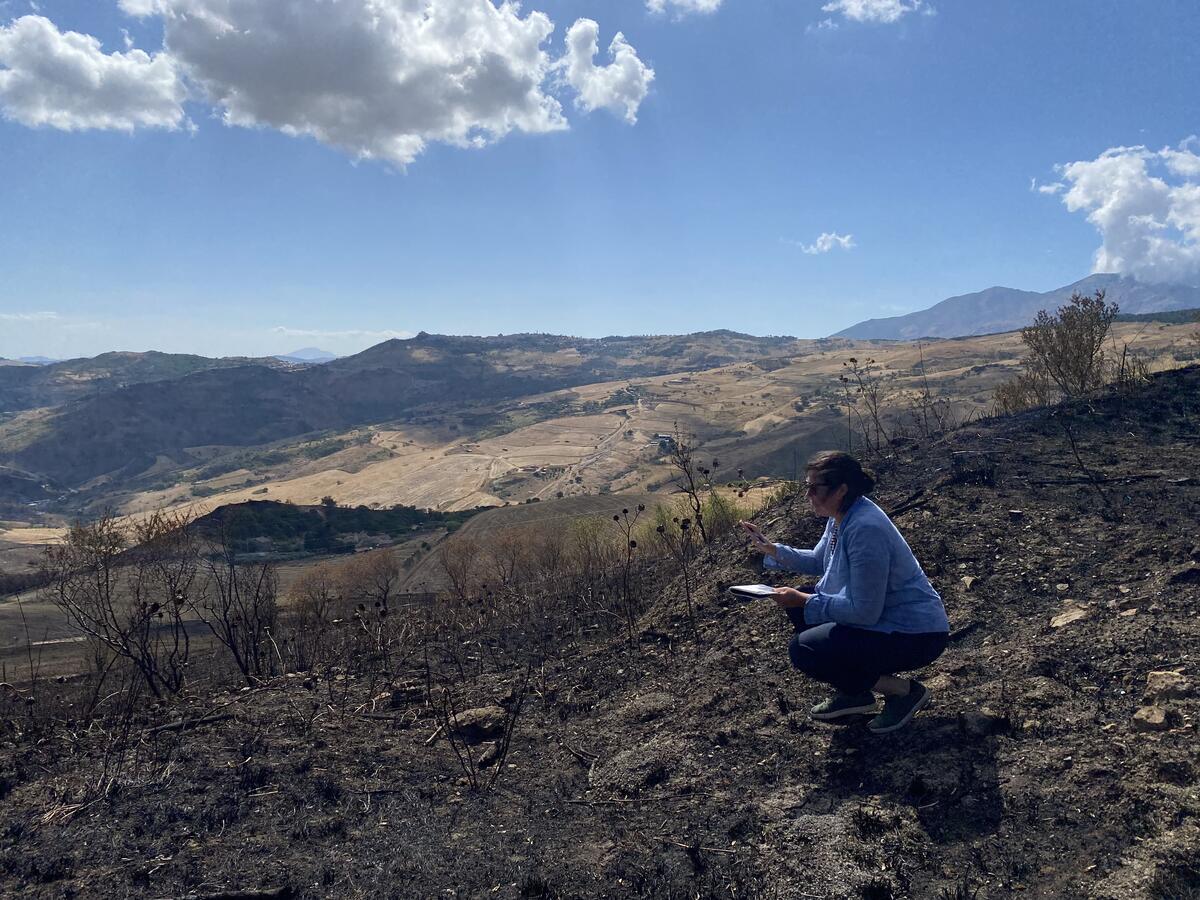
[[0, 331, 804, 489], [18, 357, 61, 365], [275, 347, 338, 364], [834, 274, 1200, 340], [0, 350, 289, 416]]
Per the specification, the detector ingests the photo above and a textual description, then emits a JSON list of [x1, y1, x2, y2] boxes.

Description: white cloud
[[821, 0, 927, 24], [0, 310, 60, 321], [560, 19, 654, 125], [0, 15, 185, 131], [119, 0, 575, 166], [787, 232, 856, 255], [271, 326, 415, 342], [106, 1, 653, 167], [805, 18, 840, 34], [1030, 177, 1064, 195], [1049, 140, 1200, 284], [646, 0, 722, 17]]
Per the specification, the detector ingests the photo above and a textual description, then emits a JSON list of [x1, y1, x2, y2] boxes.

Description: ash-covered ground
[[2, 367, 1198, 899]]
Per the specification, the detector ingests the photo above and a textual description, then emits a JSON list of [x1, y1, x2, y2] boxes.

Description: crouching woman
[[740, 451, 949, 733]]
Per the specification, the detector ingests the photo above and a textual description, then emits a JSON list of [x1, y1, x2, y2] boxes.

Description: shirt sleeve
[[803, 522, 890, 627], [763, 521, 830, 577]]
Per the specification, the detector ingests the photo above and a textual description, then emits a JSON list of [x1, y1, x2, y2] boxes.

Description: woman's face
[[805, 474, 848, 518]]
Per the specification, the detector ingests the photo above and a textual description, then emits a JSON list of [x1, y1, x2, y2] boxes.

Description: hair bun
[[858, 467, 877, 495]]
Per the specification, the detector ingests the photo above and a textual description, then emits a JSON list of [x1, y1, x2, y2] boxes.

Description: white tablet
[[727, 583, 777, 599]]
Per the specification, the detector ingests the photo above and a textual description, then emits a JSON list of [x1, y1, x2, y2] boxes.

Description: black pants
[[785, 606, 948, 695]]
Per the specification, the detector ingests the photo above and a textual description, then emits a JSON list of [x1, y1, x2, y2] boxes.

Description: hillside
[[2, 367, 1196, 898], [2, 321, 1195, 531], [0, 331, 803, 492], [0, 351, 287, 417], [835, 274, 1200, 340]]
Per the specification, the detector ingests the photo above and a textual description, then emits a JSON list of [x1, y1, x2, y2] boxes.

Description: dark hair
[[806, 451, 876, 512]]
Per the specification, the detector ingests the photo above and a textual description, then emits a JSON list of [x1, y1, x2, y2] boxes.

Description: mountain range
[[834, 274, 1200, 340], [274, 347, 338, 364], [0, 330, 800, 494]]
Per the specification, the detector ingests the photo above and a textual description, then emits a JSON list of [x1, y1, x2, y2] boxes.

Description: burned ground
[[1, 367, 1198, 899]]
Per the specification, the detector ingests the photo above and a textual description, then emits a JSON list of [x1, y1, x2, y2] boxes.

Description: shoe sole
[[810, 703, 878, 721], [867, 688, 932, 734]]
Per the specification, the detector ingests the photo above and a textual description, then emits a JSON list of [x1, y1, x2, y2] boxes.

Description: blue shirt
[[764, 496, 949, 634]]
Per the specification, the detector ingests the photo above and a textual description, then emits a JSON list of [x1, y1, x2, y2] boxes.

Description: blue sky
[[1, 0, 1198, 358]]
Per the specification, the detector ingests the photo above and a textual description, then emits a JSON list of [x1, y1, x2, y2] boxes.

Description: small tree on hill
[[1021, 289, 1118, 397], [992, 289, 1119, 414]]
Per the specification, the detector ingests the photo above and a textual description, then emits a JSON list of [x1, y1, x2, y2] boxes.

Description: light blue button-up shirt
[[765, 496, 949, 634]]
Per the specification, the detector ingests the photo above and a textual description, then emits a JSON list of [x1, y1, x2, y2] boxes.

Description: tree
[[1021, 289, 1118, 397], [43, 509, 199, 699], [196, 527, 280, 685], [343, 550, 402, 612]]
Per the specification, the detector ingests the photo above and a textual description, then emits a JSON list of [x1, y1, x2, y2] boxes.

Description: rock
[[958, 708, 1009, 738], [1055, 582, 1070, 593], [1008, 509, 1025, 520], [626, 692, 675, 723], [1022, 676, 1070, 709], [1118, 608, 1138, 618], [1191, 545, 1200, 563], [1168, 564, 1200, 585], [1116, 594, 1139, 610], [924, 673, 955, 692], [960, 575, 977, 590], [1132, 705, 1171, 732], [1145, 670, 1192, 701], [450, 705, 508, 745], [477, 742, 501, 769], [1050, 604, 1090, 628]]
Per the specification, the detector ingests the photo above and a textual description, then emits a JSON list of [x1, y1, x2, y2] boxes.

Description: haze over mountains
[[835, 274, 1200, 340]]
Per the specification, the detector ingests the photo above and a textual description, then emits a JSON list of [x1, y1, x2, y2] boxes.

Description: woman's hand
[[738, 520, 777, 558], [770, 587, 812, 609]]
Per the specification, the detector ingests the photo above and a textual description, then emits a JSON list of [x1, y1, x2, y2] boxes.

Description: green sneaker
[[810, 691, 877, 721], [868, 681, 932, 734]]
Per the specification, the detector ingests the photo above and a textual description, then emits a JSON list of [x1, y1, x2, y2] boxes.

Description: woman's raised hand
[[738, 520, 775, 557]]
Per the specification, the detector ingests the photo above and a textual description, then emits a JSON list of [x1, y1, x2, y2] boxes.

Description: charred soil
[[2, 368, 1199, 899]]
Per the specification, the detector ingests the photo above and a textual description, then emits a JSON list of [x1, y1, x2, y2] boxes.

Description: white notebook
[[727, 583, 776, 599]]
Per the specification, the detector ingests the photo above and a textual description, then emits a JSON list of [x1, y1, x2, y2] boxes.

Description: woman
[[739, 451, 949, 734]]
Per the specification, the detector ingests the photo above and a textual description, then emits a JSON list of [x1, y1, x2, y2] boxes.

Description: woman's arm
[[803, 523, 889, 626], [744, 520, 830, 578]]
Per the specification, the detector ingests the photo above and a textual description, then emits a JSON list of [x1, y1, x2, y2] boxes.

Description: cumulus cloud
[[646, 0, 722, 17], [119, 0, 576, 166], [821, 0, 927, 24], [560, 19, 654, 124], [1049, 141, 1200, 284], [0, 14, 185, 130], [3, 2, 652, 166], [788, 232, 856, 255]]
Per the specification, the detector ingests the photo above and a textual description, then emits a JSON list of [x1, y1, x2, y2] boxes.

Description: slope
[[0, 331, 804, 490], [2, 366, 1196, 898]]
